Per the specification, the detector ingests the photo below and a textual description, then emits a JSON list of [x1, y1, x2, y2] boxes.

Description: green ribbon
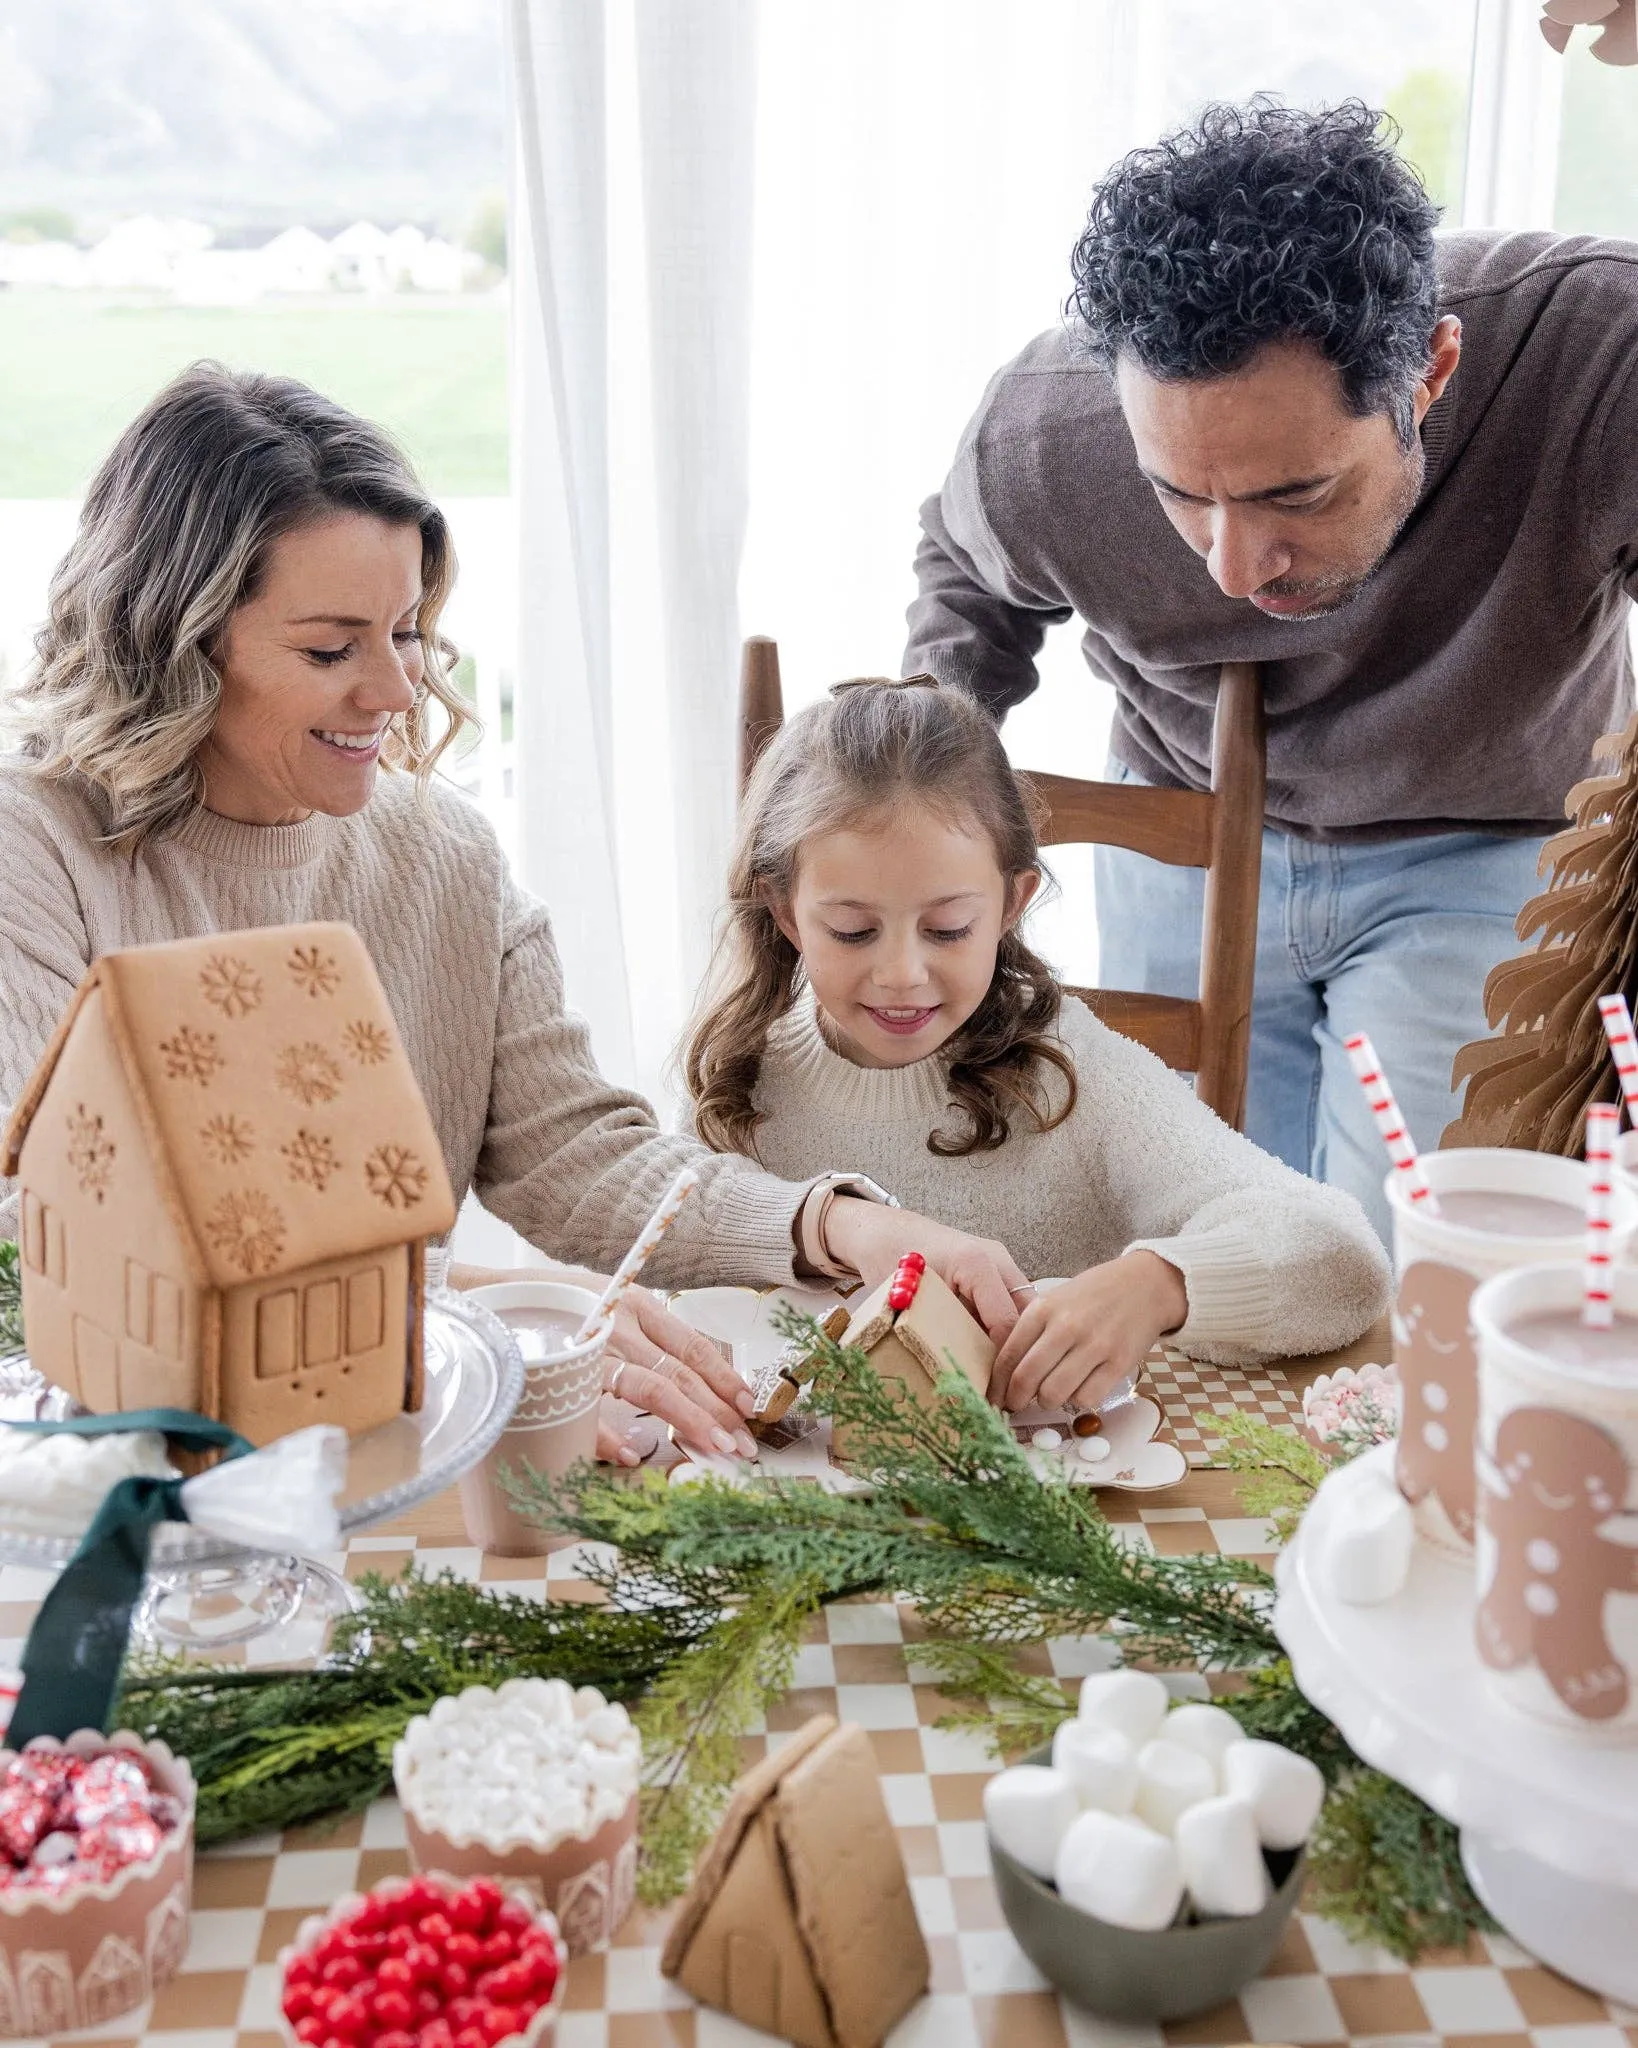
[[6, 1410, 252, 1746]]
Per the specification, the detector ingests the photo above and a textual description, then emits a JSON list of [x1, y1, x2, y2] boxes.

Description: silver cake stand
[[0, 1290, 523, 1663]]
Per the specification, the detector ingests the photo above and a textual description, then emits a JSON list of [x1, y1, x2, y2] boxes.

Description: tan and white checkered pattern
[[2, 1333, 1633, 2048]]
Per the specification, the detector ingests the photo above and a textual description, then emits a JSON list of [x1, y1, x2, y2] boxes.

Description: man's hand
[[595, 1284, 759, 1466], [823, 1197, 1029, 1340], [991, 1250, 1187, 1412]]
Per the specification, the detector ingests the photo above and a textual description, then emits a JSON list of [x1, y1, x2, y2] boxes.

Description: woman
[[0, 364, 1027, 1463]]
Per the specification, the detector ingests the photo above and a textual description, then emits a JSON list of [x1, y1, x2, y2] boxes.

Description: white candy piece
[[1076, 1668, 1169, 1745], [982, 1765, 1080, 1880], [1324, 1468, 1415, 1604], [1055, 1809, 1183, 1931], [1050, 1719, 1138, 1813], [1175, 1795, 1270, 1918], [1077, 1435, 1112, 1464], [1220, 1740, 1325, 1850], [1030, 1427, 1064, 1451], [1161, 1702, 1244, 1781], [1133, 1738, 1216, 1835]]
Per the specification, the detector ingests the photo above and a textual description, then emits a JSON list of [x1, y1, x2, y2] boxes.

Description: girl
[[683, 677, 1389, 1412]]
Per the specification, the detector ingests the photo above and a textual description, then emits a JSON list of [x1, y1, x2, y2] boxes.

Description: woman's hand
[[823, 1198, 1029, 1341], [991, 1251, 1188, 1413], [594, 1285, 759, 1468]]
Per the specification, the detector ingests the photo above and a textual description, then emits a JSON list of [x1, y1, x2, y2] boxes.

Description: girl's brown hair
[[685, 675, 1077, 1158]]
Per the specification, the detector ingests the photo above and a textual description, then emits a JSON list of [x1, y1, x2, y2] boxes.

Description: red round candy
[[902, 1250, 926, 1274], [447, 1996, 484, 2027], [450, 1890, 487, 1935], [478, 1931, 515, 1966], [406, 1941, 442, 1980], [321, 1955, 365, 1990], [373, 2033, 416, 2048], [371, 1986, 416, 2029], [886, 1286, 912, 1312], [417, 1985, 442, 2018], [325, 1990, 371, 2035], [420, 2023, 456, 2048], [440, 1962, 471, 1999], [445, 1931, 483, 1968], [480, 2006, 523, 2046], [377, 1957, 415, 1990], [453, 2028, 490, 2048], [293, 2021, 326, 2048], [418, 1910, 454, 1946]]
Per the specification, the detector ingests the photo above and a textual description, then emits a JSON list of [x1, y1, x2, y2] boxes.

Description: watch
[[797, 1172, 899, 1279]]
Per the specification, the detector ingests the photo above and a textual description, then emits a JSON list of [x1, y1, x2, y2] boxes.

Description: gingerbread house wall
[[17, 988, 203, 1413], [218, 1240, 411, 1447]]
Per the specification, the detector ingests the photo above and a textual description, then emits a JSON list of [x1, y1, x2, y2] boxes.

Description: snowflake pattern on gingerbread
[[280, 1127, 340, 1192], [287, 943, 341, 999], [199, 1113, 255, 1166], [203, 1188, 287, 1277], [65, 1103, 115, 1200], [198, 953, 263, 1019], [342, 1018, 393, 1065], [274, 1041, 344, 1106], [158, 1023, 223, 1085], [364, 1142, 430, 1209]]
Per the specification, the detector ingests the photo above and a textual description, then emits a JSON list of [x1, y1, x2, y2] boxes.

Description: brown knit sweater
[[0, 761, 822, 1288], [907, 230, 1638, 840]]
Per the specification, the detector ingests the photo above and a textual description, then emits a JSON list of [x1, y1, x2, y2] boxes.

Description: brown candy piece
[[1070, 1412, 1103, 1438]]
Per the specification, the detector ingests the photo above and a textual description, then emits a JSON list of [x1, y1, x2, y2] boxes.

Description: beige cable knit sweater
[[726, 991, 1390, 1364], [0, 760, 823, 1289]]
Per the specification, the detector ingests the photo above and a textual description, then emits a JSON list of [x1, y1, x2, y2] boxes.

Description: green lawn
[[0, 291, 507, 496]]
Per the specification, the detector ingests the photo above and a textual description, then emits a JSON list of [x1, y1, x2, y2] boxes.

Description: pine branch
[[0, 1242, 21, 1357], [1308, 1768, 1494, 1959]]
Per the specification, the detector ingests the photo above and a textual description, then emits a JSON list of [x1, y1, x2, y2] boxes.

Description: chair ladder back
[[739, 636, 785, 796]]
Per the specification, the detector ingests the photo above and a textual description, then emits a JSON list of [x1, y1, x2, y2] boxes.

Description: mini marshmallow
[[1175, 1795, 1269, 1918], [1220, 1740, 1325, 1851], [982, 1765, 1080, 1880], [1050, 1719, 1138, 1814], [1076, 1669, 1169, 1745], [1325, 1468, 1415, 1604], [1054, 1809, 1183, 1932], [1161, 1702, 1244, 1781], [1133, 1738, 1215, 1836]]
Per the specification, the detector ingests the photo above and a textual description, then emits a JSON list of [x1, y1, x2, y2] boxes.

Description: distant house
[[256, 224, 336, 294], [84, 215, 212, 291], [330, 220, 392, 293], [1, 922, 457, 1445]]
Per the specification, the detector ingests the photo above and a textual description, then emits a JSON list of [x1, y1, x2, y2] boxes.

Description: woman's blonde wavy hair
[[685, 675, 1077, 1160], [6, 361, 475, 850]]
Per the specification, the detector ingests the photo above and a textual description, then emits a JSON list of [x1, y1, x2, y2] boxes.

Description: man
[[905, 99, 1638, 1241]]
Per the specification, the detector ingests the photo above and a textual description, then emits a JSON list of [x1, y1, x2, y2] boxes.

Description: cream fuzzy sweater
[[728, 992, 1390, 1363], [0, 761, 823, 1288]]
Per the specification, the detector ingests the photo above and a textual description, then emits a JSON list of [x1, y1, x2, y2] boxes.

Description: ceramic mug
[[458, 1281, 608, 1556], [1469, 1261, 1638, 1742], [1385, 1149, 1638, 1557]]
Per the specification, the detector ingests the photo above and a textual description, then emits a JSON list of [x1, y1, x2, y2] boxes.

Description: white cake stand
[[1274, 1444, 1638, 2002], [0, 1290, 523, 1663]]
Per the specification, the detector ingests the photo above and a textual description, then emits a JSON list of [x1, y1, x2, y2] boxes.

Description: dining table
[[1, 1311, 1629, 2048]]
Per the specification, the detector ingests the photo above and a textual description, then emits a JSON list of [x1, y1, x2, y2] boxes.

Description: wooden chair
[[736, 637, 1265, 1131]]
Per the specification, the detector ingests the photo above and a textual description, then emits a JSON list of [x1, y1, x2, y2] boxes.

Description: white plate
[[666, 1284, 1187, 1494]]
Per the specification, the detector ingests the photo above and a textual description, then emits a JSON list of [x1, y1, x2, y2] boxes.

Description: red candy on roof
[[886, 1252, 926, 1313]]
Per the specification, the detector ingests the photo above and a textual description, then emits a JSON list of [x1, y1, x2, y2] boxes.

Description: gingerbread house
[[661, 1715, 928, 2048], [1, 921, 456, 1445], [829, 1258, 994, 1461]]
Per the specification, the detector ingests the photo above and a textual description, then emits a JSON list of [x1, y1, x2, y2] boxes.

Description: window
[[1554, 33, 1638, 236]]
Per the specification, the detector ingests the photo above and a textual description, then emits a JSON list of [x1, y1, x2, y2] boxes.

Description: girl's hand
[[991, 1251, 1187, 1413], [594, 1285, 759, 1467], [824, 1197, 1029, 1340]]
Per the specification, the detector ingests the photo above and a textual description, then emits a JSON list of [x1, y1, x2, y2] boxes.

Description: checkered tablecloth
[[4, 1326, 1635, 2048]]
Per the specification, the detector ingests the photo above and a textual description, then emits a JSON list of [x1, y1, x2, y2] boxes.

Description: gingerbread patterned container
[[1470, 1261, 1638, 1742], [0, 1731, 195, 2037], [1385, 1149, 1638, 1557]]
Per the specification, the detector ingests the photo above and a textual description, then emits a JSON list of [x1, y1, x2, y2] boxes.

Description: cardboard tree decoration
[[661, 1715, 929, 2048], [1, 921, 456, 1445], [1444, 714, 1638, 1155], [1538, 0, 1637, 65]]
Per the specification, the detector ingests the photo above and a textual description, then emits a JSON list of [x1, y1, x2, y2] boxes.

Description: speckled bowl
[[0, 1730, 195, 2038], [276, 1872, 566, 2047], [989, 1743, 1305, 2022]]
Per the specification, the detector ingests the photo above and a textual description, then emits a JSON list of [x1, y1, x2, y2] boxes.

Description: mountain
[[0, 0, 506, 237]]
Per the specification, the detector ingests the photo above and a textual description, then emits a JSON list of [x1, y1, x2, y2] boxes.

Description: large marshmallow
[[1051, 1719, 1138, 1813], [1076, 1669, 1169, 1746], [982, 1765, 1080, 1880], [1324, 1469, 1415, 1605], [1160, 1702, 1244, 1782], [1133, 1738, 1216, 1835], [1176, 1795, 1270, 1919], [1055, 1809, 1183, 1932], [1220, 1740, 1325, 1851]]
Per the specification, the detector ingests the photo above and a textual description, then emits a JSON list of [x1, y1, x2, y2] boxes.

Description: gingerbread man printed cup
[[1386, 1149, 1638, 1557], [1470, 1261, 1638, 1740]]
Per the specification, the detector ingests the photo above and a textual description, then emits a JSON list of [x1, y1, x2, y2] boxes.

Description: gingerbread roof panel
[[88, 922, 455, 1287]]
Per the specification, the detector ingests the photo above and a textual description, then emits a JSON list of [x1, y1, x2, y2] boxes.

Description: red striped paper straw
[[1344, 1033, 1440, 1214], [1598, 994, 1638, 1118], [1583, 1102, 1618, 1329]]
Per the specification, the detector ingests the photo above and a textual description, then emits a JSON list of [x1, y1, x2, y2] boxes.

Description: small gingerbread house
[[661, 1715, 928, 2048], [827, 1259, 995, 1463], [1, 921, 455, 1445]]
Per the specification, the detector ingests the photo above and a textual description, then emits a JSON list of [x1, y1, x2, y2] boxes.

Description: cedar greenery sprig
[[0, 1242, 21, 1357]]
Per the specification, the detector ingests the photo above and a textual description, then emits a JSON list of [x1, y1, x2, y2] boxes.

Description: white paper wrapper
[[0, 1428, 176, 1536], [181, 1426, 347, 1554]]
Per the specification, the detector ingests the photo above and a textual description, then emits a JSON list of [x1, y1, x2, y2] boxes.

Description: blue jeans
[[1093, 760, 1547, 1244]]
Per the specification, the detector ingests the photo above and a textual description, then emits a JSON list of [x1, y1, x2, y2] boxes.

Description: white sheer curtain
[[506, 0, 754, 1105]]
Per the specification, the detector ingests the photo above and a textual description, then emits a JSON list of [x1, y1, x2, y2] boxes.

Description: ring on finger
[[607, 1360, 628, 1401]]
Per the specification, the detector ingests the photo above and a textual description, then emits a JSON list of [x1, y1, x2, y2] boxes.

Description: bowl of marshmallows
[[984, 1670, 1323, 2021]]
